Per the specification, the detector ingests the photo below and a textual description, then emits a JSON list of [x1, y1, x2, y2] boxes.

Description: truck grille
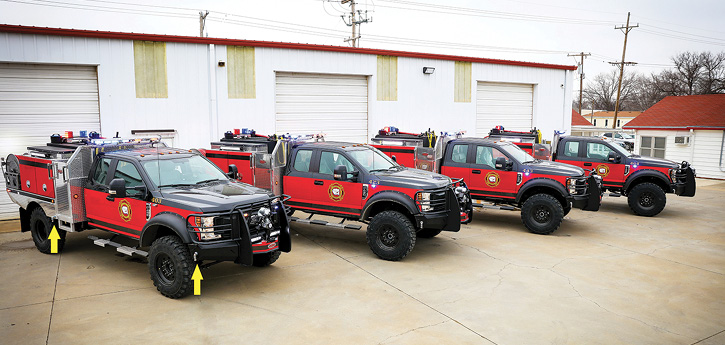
[[415, 188, 448, 213]]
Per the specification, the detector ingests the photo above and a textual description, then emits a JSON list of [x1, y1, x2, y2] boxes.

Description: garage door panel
[[0, 63, 100, 220], [276, 72, 368, 143], [476, 81, 533, 134]]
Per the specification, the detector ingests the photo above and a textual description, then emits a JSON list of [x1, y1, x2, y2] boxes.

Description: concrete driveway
[[1, 179, 724, 344]]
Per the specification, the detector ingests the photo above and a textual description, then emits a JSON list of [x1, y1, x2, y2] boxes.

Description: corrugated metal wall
[[0, 32, 573, 151]]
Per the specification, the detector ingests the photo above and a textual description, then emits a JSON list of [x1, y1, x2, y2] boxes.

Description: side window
[[113, 161, 145, 197], [293, 149, 313, 172], [475, 146, 506, 167], [563, 141, 580, 158], [586, 142, 613, 161], [319, 151, 355, 175], [92, 158, 112, 186], [603, 133, 612, 138], [451, 144, 468, 164]]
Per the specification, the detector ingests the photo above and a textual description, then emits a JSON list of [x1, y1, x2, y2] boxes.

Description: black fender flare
[[139, 212, 193, 247], [624, 169, 671, 193], [516, 178, 568, 204], [361, 190, 419, 220]]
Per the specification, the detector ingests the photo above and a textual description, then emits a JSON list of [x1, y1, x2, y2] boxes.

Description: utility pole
[[609, 12, 638, 129], [568, 52, 591, 116], [339, 0, 371, 47], [199, 11, 209, 37]]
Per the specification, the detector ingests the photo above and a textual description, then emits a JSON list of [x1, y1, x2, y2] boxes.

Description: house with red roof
[[623, 94, 725, 179]]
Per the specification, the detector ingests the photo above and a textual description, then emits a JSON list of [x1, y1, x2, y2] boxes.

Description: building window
[[454, 61, 471, 103], [227, 46, 256, 99], [605, 119, 608, 127], [593, 119, 597, 126], [617, 120, 621, 127], [377, 55, 397, 101], [640, 136, 666, 158], [133, 41, 167, 98]]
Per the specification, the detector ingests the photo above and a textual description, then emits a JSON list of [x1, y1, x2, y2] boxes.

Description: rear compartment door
[[282, 148, 318, 211], [307, 150, 363, 216], [440, 142, 471, 189], [582, 142, 626, 189]]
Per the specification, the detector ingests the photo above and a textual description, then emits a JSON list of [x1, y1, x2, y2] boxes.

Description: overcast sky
[[1, 0, 724, 95]]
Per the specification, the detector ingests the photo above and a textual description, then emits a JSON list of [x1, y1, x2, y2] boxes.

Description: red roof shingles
[[623, 94, 725, 130], [571, 109, 593, 126]]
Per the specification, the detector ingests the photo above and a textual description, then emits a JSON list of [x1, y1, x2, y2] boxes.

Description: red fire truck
[[479, 127, 697, 216], [371, 127, 602, 235], [2, 133, 290, 298], [201, 130, 471, 261]]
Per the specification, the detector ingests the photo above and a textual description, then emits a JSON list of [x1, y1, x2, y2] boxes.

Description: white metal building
[[0, 24, 575, 219], [624, 95, 725, 180]]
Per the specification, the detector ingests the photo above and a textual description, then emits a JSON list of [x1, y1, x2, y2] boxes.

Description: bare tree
[[583, 69, 639, 111], [652, 51, 725, 96]]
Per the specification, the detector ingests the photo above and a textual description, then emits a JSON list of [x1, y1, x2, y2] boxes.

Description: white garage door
[[0, 63, 100, 220], [476, 82, 534, 135], [275, 72, 368, 143]]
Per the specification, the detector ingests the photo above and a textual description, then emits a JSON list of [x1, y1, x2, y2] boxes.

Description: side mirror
[[608, 151, 621, 163], [495, 157, 510, 170], [333, 165, 348, 181], [391, 155, 397, 162], [109, 178, 126, 199], [227, 164, 240, 180]]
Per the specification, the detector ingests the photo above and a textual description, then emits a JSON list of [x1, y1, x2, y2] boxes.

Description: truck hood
[[626, 155, 679, 168], [525, 160, 586, 177], [372, 167, 452, 189], [159, 180, 272, 213]]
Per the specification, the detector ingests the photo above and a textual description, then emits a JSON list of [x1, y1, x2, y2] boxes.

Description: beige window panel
[[133, 41, 167, 98], [227, 46, 256, 99], [454, 61, 472, 103], [377, 55, 397, 101]]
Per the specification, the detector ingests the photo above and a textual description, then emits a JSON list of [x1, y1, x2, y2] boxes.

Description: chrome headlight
[[196, 216, 220, 240], [416, 192, 432, 212], [669, 168, 676, 181], [566, 178, 577, 195]]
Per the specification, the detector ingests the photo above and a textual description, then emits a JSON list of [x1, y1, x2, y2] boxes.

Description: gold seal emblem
[[485, 171, 501, 187], [328, 183, 345, 202], [596, 164, 610, 177], [119, 199, 132, 222]]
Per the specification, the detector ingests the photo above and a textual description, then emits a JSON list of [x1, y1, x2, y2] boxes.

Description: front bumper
[[186, 200, 291, 264], [570, 174, 602, 212], [413, 188, 461, 232], [673, 162, 696, 197]]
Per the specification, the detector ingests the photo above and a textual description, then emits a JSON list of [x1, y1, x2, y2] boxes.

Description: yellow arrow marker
[[192, 264, 203, 296], [48, 226, 61, 254]]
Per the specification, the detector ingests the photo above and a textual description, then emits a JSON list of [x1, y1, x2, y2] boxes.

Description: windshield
[[142, 155, 229, 188], [610, 142, 633, 156], [498, 143, 536, 163], [348, 147, 399, 172], [619, 133, 633, 139]]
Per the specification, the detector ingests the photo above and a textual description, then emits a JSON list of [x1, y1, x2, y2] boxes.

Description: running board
[[88, 235, 148, 258], [472, 204, 516, 211], [607, 193, 622, 197], [289, 217, 362, 230]]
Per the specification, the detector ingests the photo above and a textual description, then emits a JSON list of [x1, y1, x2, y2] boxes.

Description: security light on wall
[[423, 67, 435, 74]]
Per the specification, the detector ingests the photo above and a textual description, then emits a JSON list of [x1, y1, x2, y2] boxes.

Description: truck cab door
[[469, 144, 518, 200], [582, 141, 626, 189], [85, 157, 114, 228], [308, 150, 363, 217], [283, 148, 320, 212], [440, 142, 471, 186], [555, 140, 585, 169]]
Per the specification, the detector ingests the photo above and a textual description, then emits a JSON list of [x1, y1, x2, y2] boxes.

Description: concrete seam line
[[691, 329, 725, 345], [46, 253, 62, 345], [294, 231, 499, 345]]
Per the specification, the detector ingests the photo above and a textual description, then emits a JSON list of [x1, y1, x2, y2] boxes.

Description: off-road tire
[[521, 193, 564, 235], [148, 236, 194, 299], [627, 182, 666, 217], [252, 251, 281, 267], [416, 228, 442, 238], [29, 207, 66, 254], [563, 201, 572, 216], [366, 211, 416, 261]]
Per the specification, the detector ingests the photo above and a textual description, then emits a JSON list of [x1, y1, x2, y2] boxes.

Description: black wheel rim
[[378, 224, 399, 248], [533, 205, 552, 224], [34, 219, 48, 240], [155, 253, 176, 285], [639, 191, 655, 208]]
